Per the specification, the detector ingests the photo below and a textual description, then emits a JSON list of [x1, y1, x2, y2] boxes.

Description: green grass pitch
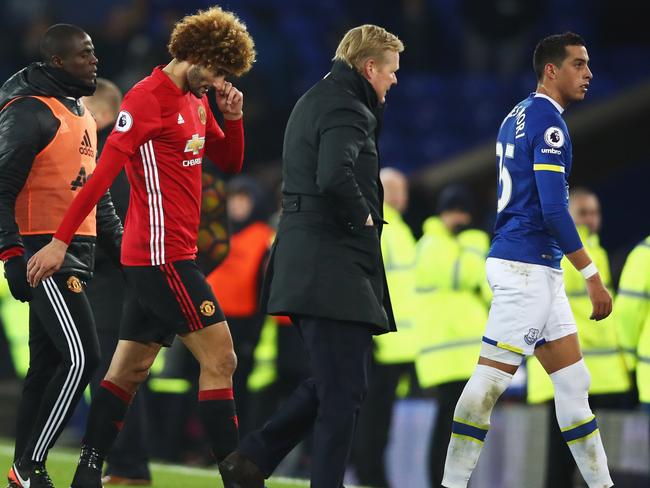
[[0, 439, 312, 488]]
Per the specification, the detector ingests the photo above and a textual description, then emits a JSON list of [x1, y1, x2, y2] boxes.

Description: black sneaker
[[69, 446, 104, 488], [7, 461, 55, 488]]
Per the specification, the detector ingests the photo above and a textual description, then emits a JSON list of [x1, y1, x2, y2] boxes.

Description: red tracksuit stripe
[[162, 264, 199, 331], [168, 262, 204, 330], [166, 263, 203, 331], [161, 264, 200, 331]]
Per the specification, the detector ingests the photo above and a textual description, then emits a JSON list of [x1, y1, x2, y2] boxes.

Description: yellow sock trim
[[453, 417, 490, 431], [451, 432, 484, 445]]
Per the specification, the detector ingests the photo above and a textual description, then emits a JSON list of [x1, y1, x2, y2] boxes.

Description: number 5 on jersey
[[496, 141, 514, 212]]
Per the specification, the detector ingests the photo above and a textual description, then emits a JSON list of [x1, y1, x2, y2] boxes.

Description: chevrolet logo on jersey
[[184, 134, 205, 155]]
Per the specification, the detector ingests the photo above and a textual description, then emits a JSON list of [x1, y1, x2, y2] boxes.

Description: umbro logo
[[78, 129, 94, 157], [178, 113, 185, 124]]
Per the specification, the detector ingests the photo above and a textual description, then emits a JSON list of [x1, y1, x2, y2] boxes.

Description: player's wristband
[[580, 262, 598, 280]]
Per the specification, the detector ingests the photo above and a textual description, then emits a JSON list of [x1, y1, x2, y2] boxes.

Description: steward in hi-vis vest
[[616, 236, 650, 406], [413, 185, 490, 488], [415, 218, 490, 390]]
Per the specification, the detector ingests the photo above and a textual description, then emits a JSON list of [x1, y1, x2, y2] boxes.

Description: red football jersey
[[55, 66, 244, 266]]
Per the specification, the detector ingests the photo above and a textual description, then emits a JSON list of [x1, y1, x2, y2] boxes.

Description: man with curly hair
[[27, 6, 256, 488]]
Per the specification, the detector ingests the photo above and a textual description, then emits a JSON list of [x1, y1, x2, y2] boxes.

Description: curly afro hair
[[168, 6, 256, 77]]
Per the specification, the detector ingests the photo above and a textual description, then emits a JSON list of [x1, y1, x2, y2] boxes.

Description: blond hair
[[168, 5, 256, 77], [333, 24, 404, 71]]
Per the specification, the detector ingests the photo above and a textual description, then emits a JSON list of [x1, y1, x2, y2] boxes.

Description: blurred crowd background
[[2, 0, 649, 265], [0, 1, 649, 487]]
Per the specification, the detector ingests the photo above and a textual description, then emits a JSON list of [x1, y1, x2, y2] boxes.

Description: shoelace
[[78, 446, 104, 472], [31, 463, 54, 488]]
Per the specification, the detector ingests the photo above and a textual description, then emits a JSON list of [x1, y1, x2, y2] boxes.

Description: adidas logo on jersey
[[78, 129, 95, 157], [178, 113, 185, 124]]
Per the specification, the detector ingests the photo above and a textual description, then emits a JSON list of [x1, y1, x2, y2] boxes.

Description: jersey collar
[[151, 65, 184, 96], [534, 92, 564, 114]]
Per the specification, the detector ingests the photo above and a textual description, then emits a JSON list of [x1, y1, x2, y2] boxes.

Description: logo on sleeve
[[543, 127, 564, 148], [115, 110, 133, 133]]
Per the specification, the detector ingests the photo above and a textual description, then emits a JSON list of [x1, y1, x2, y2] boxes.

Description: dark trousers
[[545, 392, 635, 488], [239, 315, 374, 488], [352, 360, 413, 487], [428, 380, 467, 488], [246, 324, 312, 478], [86, 259, 150, 479], [247, 323, 310, 437], [14, 275, 100, 464]]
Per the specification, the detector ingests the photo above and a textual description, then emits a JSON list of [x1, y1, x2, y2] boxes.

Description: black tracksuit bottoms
[[13, 273, 100, 464]]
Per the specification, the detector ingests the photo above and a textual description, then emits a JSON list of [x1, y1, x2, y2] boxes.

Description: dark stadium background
[[1, 0, 647, 280], [1, 1, 649, 487]]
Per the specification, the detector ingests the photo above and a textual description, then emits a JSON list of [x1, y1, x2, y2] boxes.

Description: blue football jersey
[[488, 93, 573, 269]]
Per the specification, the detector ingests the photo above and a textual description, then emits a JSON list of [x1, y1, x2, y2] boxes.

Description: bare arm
[[565, 247, 612, 321]]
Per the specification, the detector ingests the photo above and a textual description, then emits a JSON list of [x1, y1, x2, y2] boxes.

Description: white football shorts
[[482, 257, 577, 361]]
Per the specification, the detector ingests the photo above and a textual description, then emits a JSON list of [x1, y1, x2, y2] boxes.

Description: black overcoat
[[261, 61, 396, 333]]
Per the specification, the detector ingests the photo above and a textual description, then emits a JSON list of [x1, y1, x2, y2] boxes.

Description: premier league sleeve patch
[[115, 110, 133, 132], [543, 126, 564, 148]]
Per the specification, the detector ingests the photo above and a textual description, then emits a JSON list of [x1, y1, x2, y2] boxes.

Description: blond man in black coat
[[220, 24, 403, 488]]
